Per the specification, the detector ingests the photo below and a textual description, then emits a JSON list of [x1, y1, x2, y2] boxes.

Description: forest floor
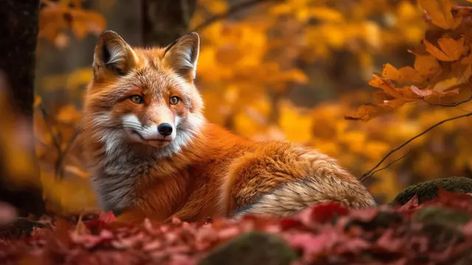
[[1, 190, 472, 265]]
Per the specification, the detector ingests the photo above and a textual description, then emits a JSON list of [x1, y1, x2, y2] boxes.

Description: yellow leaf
[[309, 7, 344, 22], [279, 102, 313, 142]]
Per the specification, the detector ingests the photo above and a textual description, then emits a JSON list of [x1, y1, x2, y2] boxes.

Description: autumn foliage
[[2, 191, 472, 264], [27, 0, 472, 213], [348, 0, 472, 120], [0, 0, 472, 263]]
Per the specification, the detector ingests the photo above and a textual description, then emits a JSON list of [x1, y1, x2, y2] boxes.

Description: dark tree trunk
[[141, 0, 197, 46], [0, 0, 45, 216]]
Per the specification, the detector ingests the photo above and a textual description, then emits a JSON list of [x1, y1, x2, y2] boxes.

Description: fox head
[[84, 31, 205, 158]]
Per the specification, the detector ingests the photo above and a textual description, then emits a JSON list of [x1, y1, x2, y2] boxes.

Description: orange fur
[[82, 31, 375, 222]]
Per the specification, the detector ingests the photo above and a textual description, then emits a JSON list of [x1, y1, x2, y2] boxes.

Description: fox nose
[[157, 123, 173, 136]]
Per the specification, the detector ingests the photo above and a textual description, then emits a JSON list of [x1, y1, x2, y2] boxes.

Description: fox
[[82, 30, 376, 222]]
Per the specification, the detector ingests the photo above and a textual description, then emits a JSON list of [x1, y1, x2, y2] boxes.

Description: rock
[[199, 231, 297, 265], [393, 177, 472, 205]]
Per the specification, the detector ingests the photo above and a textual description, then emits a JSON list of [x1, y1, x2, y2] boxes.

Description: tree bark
[[141, 0, 197, 46], [0, 0, 45, 216]]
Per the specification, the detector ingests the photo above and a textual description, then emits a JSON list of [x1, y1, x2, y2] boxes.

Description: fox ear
[[163, 32, 200, 81], [93, 30, 137, 80]]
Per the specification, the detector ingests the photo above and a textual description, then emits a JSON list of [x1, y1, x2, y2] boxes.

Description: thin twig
[[367, 150, 411, 181], [191, 0, 282, 32], [360, 111, 472, 182]]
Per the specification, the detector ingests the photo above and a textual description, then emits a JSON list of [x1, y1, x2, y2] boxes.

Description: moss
[[393, 177, 472, 205], [199, 231, 297, 265]]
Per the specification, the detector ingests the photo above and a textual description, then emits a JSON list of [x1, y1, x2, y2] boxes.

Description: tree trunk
[[141, 0, 197, 46], [0, 0, 45, 216]]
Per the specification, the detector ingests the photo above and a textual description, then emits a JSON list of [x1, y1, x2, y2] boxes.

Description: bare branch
[[361, 111, 472, 182], [191, 0, 282, 32], [369, 150, 411, 178]]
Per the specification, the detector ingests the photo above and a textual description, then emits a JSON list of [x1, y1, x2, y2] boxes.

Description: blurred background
[[1, 0, 471, 214]]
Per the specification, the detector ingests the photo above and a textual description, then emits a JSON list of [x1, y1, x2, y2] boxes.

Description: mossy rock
[[199, 231, 297, 265], [393, 177, 472, 205]]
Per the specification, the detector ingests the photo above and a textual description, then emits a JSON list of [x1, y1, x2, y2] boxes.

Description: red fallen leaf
[[397, 195, 420, 216], [142, 239, 163, 252], [286, 229, 339, 259], [48, 218, 74, 247], [216, 226, 241, 241], [336, 237, 370, 253], [310, 203, 349, 223], [84, 211, 116, 232], [346, 207, 379, 223], [70, 229, 114, 248], [279, 218, 305, 230], [99, 211, 117, 224], [426, 189, 472, 214], [375, 229, 403, 252], [195, 226, 218, 251], [462, 220, 472, 236], [167, 254, 195, 265]]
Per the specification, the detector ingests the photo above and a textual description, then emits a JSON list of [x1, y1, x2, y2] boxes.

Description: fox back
[[83, 31, 375, 222]]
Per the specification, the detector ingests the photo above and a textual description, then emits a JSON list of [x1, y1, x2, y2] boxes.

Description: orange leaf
[[382, 64, 400, 81], [396, 66, 424, 85], [418, 0, 461, 29], [381, 64, 423, 86], [369, 74, 403, 99], [432, 65, 472, 93], [424, 37, 465, 62], [414, 55, 441, 77]]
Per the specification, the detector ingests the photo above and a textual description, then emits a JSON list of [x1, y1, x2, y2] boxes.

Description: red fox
[[82, 31, 375, 222]]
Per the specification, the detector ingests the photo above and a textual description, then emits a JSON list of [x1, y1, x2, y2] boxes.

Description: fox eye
[[129, 95, 144, 104], [169, 96, 180, 105]]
